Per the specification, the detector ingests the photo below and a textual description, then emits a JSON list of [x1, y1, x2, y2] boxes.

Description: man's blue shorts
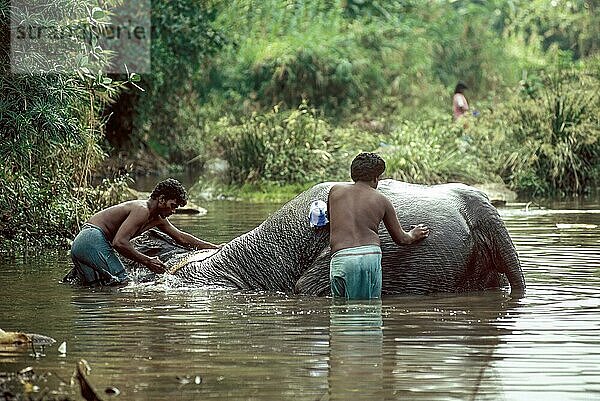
[[69, 223, 128, 286], [330, 245, 382, 299]]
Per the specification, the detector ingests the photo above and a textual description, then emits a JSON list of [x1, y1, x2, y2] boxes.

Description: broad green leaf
[[92, 7, 105, 20]]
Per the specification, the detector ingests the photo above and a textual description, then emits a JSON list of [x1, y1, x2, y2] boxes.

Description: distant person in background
[[452, 82, 469, 119]]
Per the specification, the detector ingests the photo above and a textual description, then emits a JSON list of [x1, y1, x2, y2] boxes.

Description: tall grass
[[482, 57, 600, 195], [216, 102, 341, 185], [0, 0, 136, 246], [382, 119, 495, 185], [213, 101, 496, 190]]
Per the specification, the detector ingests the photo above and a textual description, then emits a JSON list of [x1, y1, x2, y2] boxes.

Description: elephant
[[131, 180, 525, 296]]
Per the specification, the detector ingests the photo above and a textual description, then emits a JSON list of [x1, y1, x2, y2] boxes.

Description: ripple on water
[[1, 202, 600, 400]]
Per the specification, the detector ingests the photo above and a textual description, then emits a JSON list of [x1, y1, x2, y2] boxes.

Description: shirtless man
[[68, 178, 219, 286], [327, 153, 429, 299]]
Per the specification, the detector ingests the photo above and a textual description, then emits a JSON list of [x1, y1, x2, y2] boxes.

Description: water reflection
[[64, 290, 331, 400], [328, 300, 384, 400], [384, 293, 523, 401], [326, 293, 523, 401]]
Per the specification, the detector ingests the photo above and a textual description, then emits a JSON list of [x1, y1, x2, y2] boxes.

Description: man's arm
[[381, 196, 429, 245], [156, 218, 220, 250], [112, 207, 166, 273]]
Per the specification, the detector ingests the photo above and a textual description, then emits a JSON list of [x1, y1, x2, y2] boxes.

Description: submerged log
[[0, 328, 56, 345], [76, 359, 103, 401]]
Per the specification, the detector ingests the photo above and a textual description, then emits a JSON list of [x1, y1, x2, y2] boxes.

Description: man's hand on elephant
[[145, 256, 166, 273], [409, 224, 430, 243]]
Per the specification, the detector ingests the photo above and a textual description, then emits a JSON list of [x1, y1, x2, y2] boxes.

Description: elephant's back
[[376, 180, 492, 294], [378, 215, 472, 295]]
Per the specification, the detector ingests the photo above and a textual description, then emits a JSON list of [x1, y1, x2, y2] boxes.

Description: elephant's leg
[[295, 248, 331, 295]]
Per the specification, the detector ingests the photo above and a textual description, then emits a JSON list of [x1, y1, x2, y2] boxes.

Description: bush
[[216, 102, 341, 185], [494, 59, 600, 195], [381, 118, 496, 185], [214, 101, 500, 189], [0, 0, 137, 247]]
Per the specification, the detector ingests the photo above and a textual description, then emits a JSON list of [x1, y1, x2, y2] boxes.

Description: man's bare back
[[328, 182, 386, 253], [327, 153, 429, 299], [88, 200, 164, 242], [67, 179, 220, 286], [328, 181, 429, 254]]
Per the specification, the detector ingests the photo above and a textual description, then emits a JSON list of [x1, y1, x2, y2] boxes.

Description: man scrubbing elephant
[[328, 152, 429, 299], [65, 178, 219, 286]]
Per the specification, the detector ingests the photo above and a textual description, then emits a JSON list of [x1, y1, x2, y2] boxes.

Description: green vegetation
[[494, 57, 600, 195], [216, 102, 368, 185], [1, 0, 599, 245], [0, 0, 139, 247], [196, 0, 598, 197]]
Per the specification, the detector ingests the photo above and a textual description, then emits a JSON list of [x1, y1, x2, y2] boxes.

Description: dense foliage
[[191, 0, 598, 195], [103, 0, 226, 162], [496, 58, 600, 195], [1, 0, 599, 246], [0, 0, 138, 246]]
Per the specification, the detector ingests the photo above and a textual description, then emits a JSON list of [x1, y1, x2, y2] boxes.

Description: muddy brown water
[[1, 198, 600, 400]]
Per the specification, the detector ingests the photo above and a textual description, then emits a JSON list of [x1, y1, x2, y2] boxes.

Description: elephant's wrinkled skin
[[132, 180, 525, 296]]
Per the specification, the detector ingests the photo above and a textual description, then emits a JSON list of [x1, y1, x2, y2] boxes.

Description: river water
[[1, 198, 600, 400]]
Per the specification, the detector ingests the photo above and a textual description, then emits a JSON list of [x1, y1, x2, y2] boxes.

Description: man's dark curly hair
[[454, 81, 468, 94], [350, 152, 386, 182], [150, 178, 188, 206]]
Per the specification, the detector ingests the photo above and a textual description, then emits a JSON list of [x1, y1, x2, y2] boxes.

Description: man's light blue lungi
[[330, 245, 382, 299], [69, 223, 128, 286]]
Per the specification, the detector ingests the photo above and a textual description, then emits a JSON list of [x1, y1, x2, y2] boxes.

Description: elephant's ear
[[294, 248, 331, 295]]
